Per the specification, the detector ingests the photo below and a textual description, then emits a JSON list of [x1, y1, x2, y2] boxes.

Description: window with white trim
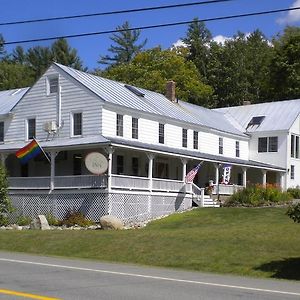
[[0, 122, 4, 142], [219, 137, 223, 155], [73, 112, 82, 136], [236, 141, 240, 157], [116, 114, 123, 137], [27, 118, 36, 140], [159, 123, 164, 144], [182, 129, 187, 148], [132, 117, 138, 139], [258, 136, 278, 153], [291, 165, 295, 180], [291, 134, 300, 158], [193, 131, 198, 150], [47, 76, 59, 94]]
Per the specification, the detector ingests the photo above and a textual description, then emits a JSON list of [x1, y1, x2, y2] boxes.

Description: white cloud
[[277, 0, 300, 24], [172, 39, 187, 48], [212, 35, 232, 45]]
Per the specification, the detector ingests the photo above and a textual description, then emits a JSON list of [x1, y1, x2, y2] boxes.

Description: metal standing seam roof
[[0, 87, 29, 116], [54, 63, 246, 137], [215, 99, 300, 133]]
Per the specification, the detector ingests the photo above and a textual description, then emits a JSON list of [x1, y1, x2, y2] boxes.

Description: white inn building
[[0, 63, 297, 223]]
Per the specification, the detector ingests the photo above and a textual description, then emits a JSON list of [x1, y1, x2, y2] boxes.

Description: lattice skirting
[[9, 190, 192, 224]]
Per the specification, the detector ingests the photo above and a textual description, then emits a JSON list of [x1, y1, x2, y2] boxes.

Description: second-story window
[[182, 129, 187, 148], [258, 137, 278, 153], [193, 131, 198, 149], [27, 118, 36, 140], [219, 137, 223, 155], [48, 76, 59, 94], [268, 136, 278, 152], [291, 165, 295, 180], [116, 114, 123, 137], [132, 117, 138, 139], [159, 123, 164, 144], [73, 112, 82, 136], [236, 141, 240, 157], [0, 122, 4, 142]]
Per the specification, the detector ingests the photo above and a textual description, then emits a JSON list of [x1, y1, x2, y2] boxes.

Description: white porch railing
[[54, 175, 107, 189], [213, 184, 244, 195], [152, 178, 185, 192], [8, 175, 107, 190], [8, 177, 50, 189], [111, 174, 149, 190]]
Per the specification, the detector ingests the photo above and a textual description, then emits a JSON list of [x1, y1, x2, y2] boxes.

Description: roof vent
[[124, 84, 145, 97], [246, 116, 265, 129]]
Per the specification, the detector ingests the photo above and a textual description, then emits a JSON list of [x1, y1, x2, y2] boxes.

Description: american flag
[[185, 162, 203, 183]]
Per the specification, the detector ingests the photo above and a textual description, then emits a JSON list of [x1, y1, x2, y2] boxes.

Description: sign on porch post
[[85, 152, 108, 175]]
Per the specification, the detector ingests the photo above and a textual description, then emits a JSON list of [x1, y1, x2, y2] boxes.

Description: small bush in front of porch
[[0, 164, 13, 225], [60, 210, 94, 227], [224, 184, 292, 207], [287, 187, 300, 199], [286, 203, 300, 223], [16, 215, 32, 226], [45, 213, 60, 226]]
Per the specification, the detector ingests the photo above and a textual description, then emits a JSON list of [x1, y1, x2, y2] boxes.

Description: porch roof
[[0, 135, 110, 151], [107, 137, 285, 172]]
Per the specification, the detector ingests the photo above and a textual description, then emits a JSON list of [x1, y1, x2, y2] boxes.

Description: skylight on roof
[[124, 84, 145, 97], [246, 116, 265, 129]]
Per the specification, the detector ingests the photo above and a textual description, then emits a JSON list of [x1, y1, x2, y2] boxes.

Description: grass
[[0, 207, 299, 280]]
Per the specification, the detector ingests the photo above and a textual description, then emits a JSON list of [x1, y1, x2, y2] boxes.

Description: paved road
[[0, 252, 299, 300]]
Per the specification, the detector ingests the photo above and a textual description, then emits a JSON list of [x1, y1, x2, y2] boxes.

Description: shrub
[[0, 214, 9, 226], [45, 213, 59, 226], [224, 184, 292, 207], [287, 188, 300, 199], [60, 210, 94, 227], [286, 203, 300, 223], [16, 215, 32, 226], [0, 165, 13, 218]]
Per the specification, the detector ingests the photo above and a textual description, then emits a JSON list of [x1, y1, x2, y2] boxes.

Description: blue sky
[[1, 0, 300, 70]]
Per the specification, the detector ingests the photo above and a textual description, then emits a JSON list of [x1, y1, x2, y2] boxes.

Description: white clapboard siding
[[6, 66, 102, 142]]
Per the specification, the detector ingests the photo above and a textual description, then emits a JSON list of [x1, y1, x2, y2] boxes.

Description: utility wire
[[0, 0, 233, 26], [3, 7, 299, 45]]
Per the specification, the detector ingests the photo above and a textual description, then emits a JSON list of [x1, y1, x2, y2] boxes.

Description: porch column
[[180, 158, 188, 182], [147, 153, 155, 192], [262, 169, 267, 187], [105, 146, 114, 193], [0, 153, 7, 166], [50, 151, 58, 191], [214, 163, 220, 199], [242, 167, 248, 187], [280, 172, 285, 191]]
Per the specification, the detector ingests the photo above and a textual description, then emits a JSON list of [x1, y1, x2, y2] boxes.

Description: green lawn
[[0, 207, 299, 280]]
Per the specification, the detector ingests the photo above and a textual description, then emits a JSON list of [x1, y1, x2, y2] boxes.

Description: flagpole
[[34, 138, 51, 164]]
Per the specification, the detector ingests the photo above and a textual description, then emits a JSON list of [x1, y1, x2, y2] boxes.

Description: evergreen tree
[[51, 38, 85, 70], [0, 34, 7, 60], [12, 46, 27, 65], [182, 18, 212, 80], [99, 21, 147, 66]]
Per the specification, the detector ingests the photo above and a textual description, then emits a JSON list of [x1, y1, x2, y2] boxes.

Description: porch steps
[[193, 195, 220, 208]]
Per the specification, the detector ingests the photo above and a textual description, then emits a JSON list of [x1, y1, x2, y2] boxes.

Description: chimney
[[243, 101, 251, 106], [166, 81, 176, 102]]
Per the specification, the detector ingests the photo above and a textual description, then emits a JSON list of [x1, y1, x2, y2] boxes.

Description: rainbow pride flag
[[16, 139, 42, 164]]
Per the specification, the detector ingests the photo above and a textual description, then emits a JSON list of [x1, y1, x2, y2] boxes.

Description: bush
[[45, 213, 59, 226], [286, 203, 300, 223], [287, 188, 300, 199], [60, 210, 94, 227], [0, 165, 13, 218], [16, 215, 32, 226], [224, 184, 292, 207], [0, 214, 9, 226]]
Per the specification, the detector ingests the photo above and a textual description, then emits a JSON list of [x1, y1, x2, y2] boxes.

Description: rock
[[11, 224, 23, 230], [100, 215, 124, 230], [30, 215, 50, 230]]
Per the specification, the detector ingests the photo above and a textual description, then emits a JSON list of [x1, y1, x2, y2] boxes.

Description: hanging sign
[[85, 152, 108, 175]]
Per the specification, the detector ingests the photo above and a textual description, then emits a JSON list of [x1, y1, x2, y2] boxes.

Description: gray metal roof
[[54, 63, 246, 137], [0, 87, 29, 116], [215, 99, 300, 133], [107, 136, 284, 171]]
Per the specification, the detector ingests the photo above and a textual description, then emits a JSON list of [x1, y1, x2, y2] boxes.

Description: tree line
[[1, 19, 300, 108]]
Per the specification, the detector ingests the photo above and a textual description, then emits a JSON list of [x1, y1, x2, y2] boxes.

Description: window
[[132, 117, 138, 139], [48, 76, 58, 94], [73, 154, 82, 175], [73, 113, 82, 136], [291, 165, 295, 180], [219, 137, 223, 154], [132, 157, 139, 176], [258, 137, 268, 152], [27, 118, 36, 139], [296, 136, 299, 158], [117, 155, 124, 174], [182, 129, 187, 148], [116, 114, 123, 137], [193, 131, 198, 150], [0, 122, 4, 142], [268, 136, 278, 152], [159, 123, 164, 144], [236, 141, 240, 157], [291, 134, 295, 157], [258, 136, 278, 153]]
